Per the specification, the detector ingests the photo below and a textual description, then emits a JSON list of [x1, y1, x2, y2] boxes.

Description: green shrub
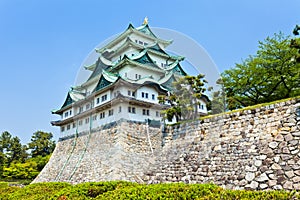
[[7, 182, 70, 200], [50, 181, 136, 200], [0, 181, 299, 200]]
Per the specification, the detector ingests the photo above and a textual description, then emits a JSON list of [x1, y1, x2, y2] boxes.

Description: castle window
[[119, 106, 122, 113], [132, 91, 135, 97], [152, 94, 155, 100], [142, 92, 145, 98], [61, 126, 65, 132], [86, 104, 90, 110], [199, 104, 204, 110], [125, 72, 127, 77], [96, 97, 100, 104], [128, 106, 136, 114], [64, 112, 68, 118], [128, 90, 131, 96], [114, 91, 120, 97], [92, 115, 97, 121], [109, 109, 114, 116], [144, 42, 148, 46], [101, 94, 107, 102], [139, 41, 143, 45], [139, 75, 141, 79], [79, 120, 83, 126], [156, 111, 159, 117], [73, 123, 76, 128], [79, 106, 83, 113], [100, 112, 105, 119], [85, 118, 90, 124], [135, 39, 138, 43], [145, 93, 148, 98], [142, 109, 150, 116], [67, 124, 70, 130], [70, 110, 72, 115]]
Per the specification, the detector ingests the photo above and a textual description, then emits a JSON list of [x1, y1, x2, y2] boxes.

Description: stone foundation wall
[[34, 98, 300, 190]]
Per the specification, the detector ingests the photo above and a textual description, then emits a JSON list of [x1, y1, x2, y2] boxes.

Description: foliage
[[6, 182, 70, 200], [0, 130, 55, 180], [222, 32, 300, 110], [50, 181, 136, 200], [0, 181, 299, 200], [0, 132, 28, 177], [2, 155, 50, 180], [28, 131, 55, 157], [158, 74, 207, 122], [209, 78, 227, 114]]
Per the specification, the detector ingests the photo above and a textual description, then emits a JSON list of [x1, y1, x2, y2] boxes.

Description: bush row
[[0, 181, 299, 200]]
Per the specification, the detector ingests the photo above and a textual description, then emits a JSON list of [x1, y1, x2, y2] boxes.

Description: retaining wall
[[34, 98, 300, 190]]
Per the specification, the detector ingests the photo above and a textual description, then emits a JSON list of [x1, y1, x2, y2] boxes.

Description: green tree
[[291, 25, 300, 63], [6, 137, 28, 165], [28, 131, 55, 158], [222, 32, 300, 110], [158, 74, 207, 122], [0, 131, 12, 176], [210, 78, 227, 114]]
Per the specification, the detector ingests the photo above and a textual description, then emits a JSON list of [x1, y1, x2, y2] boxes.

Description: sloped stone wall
[[34, 98, 300, 190], [145, 98, 300, 190], [33, 121, 162, 184]]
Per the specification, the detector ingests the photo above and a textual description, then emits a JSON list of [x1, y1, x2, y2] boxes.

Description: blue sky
[[0, 0, 299, 143]]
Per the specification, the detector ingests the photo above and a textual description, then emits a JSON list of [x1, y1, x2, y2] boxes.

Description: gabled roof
[[131, 50, 159, 68], [87, 56, 112, 81], [93, 70, 119, 92], [160, 73, 178, 91], [96, 23, 172, 54], [165, 60, 187, 76], [108, 51, 164, 74], [136, 24, 157, 38], [148, 42, 167, 54], [60, 93, 74, 109]]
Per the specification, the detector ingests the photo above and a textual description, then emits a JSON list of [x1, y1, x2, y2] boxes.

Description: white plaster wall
[[130, 34, 153, 46], [94, 90, 111, 107], [198, 99, 208, 114], [136, 86, 159, 103]]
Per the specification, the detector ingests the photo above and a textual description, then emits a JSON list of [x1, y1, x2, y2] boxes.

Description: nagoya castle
[[34, 20, 300, 191], [51, 18, 208, 138], [33, 19, 209, 184]]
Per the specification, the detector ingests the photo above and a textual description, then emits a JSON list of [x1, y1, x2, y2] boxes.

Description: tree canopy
[[28, 131, 56, 158], [158, 74, 207, 122], [0, 130, 55, 180], [221, 32, 300, 110]]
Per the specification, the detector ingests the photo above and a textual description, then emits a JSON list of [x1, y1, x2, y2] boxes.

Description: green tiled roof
[[61, 93, 74, 109]]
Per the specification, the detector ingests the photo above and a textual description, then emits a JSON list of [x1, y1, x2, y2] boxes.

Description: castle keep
[[34, 22, 300, 191], [35, 98, 300, 190], [51, 20, 208, 138]]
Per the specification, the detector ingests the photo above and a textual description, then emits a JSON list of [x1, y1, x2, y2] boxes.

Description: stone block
[[285, 171, 294, 178], [268, 179, 277, 187], [283, 181, 293, 190], [271, 163, 281, 170], [256, 173, 269, 182], [284, 134, 294, 142], [293, 176, 300, 183], [268, 142, 278, 149], [259, 183, 268, 189], [245, 181, 259, 190], [245, 172, 255, 181]]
